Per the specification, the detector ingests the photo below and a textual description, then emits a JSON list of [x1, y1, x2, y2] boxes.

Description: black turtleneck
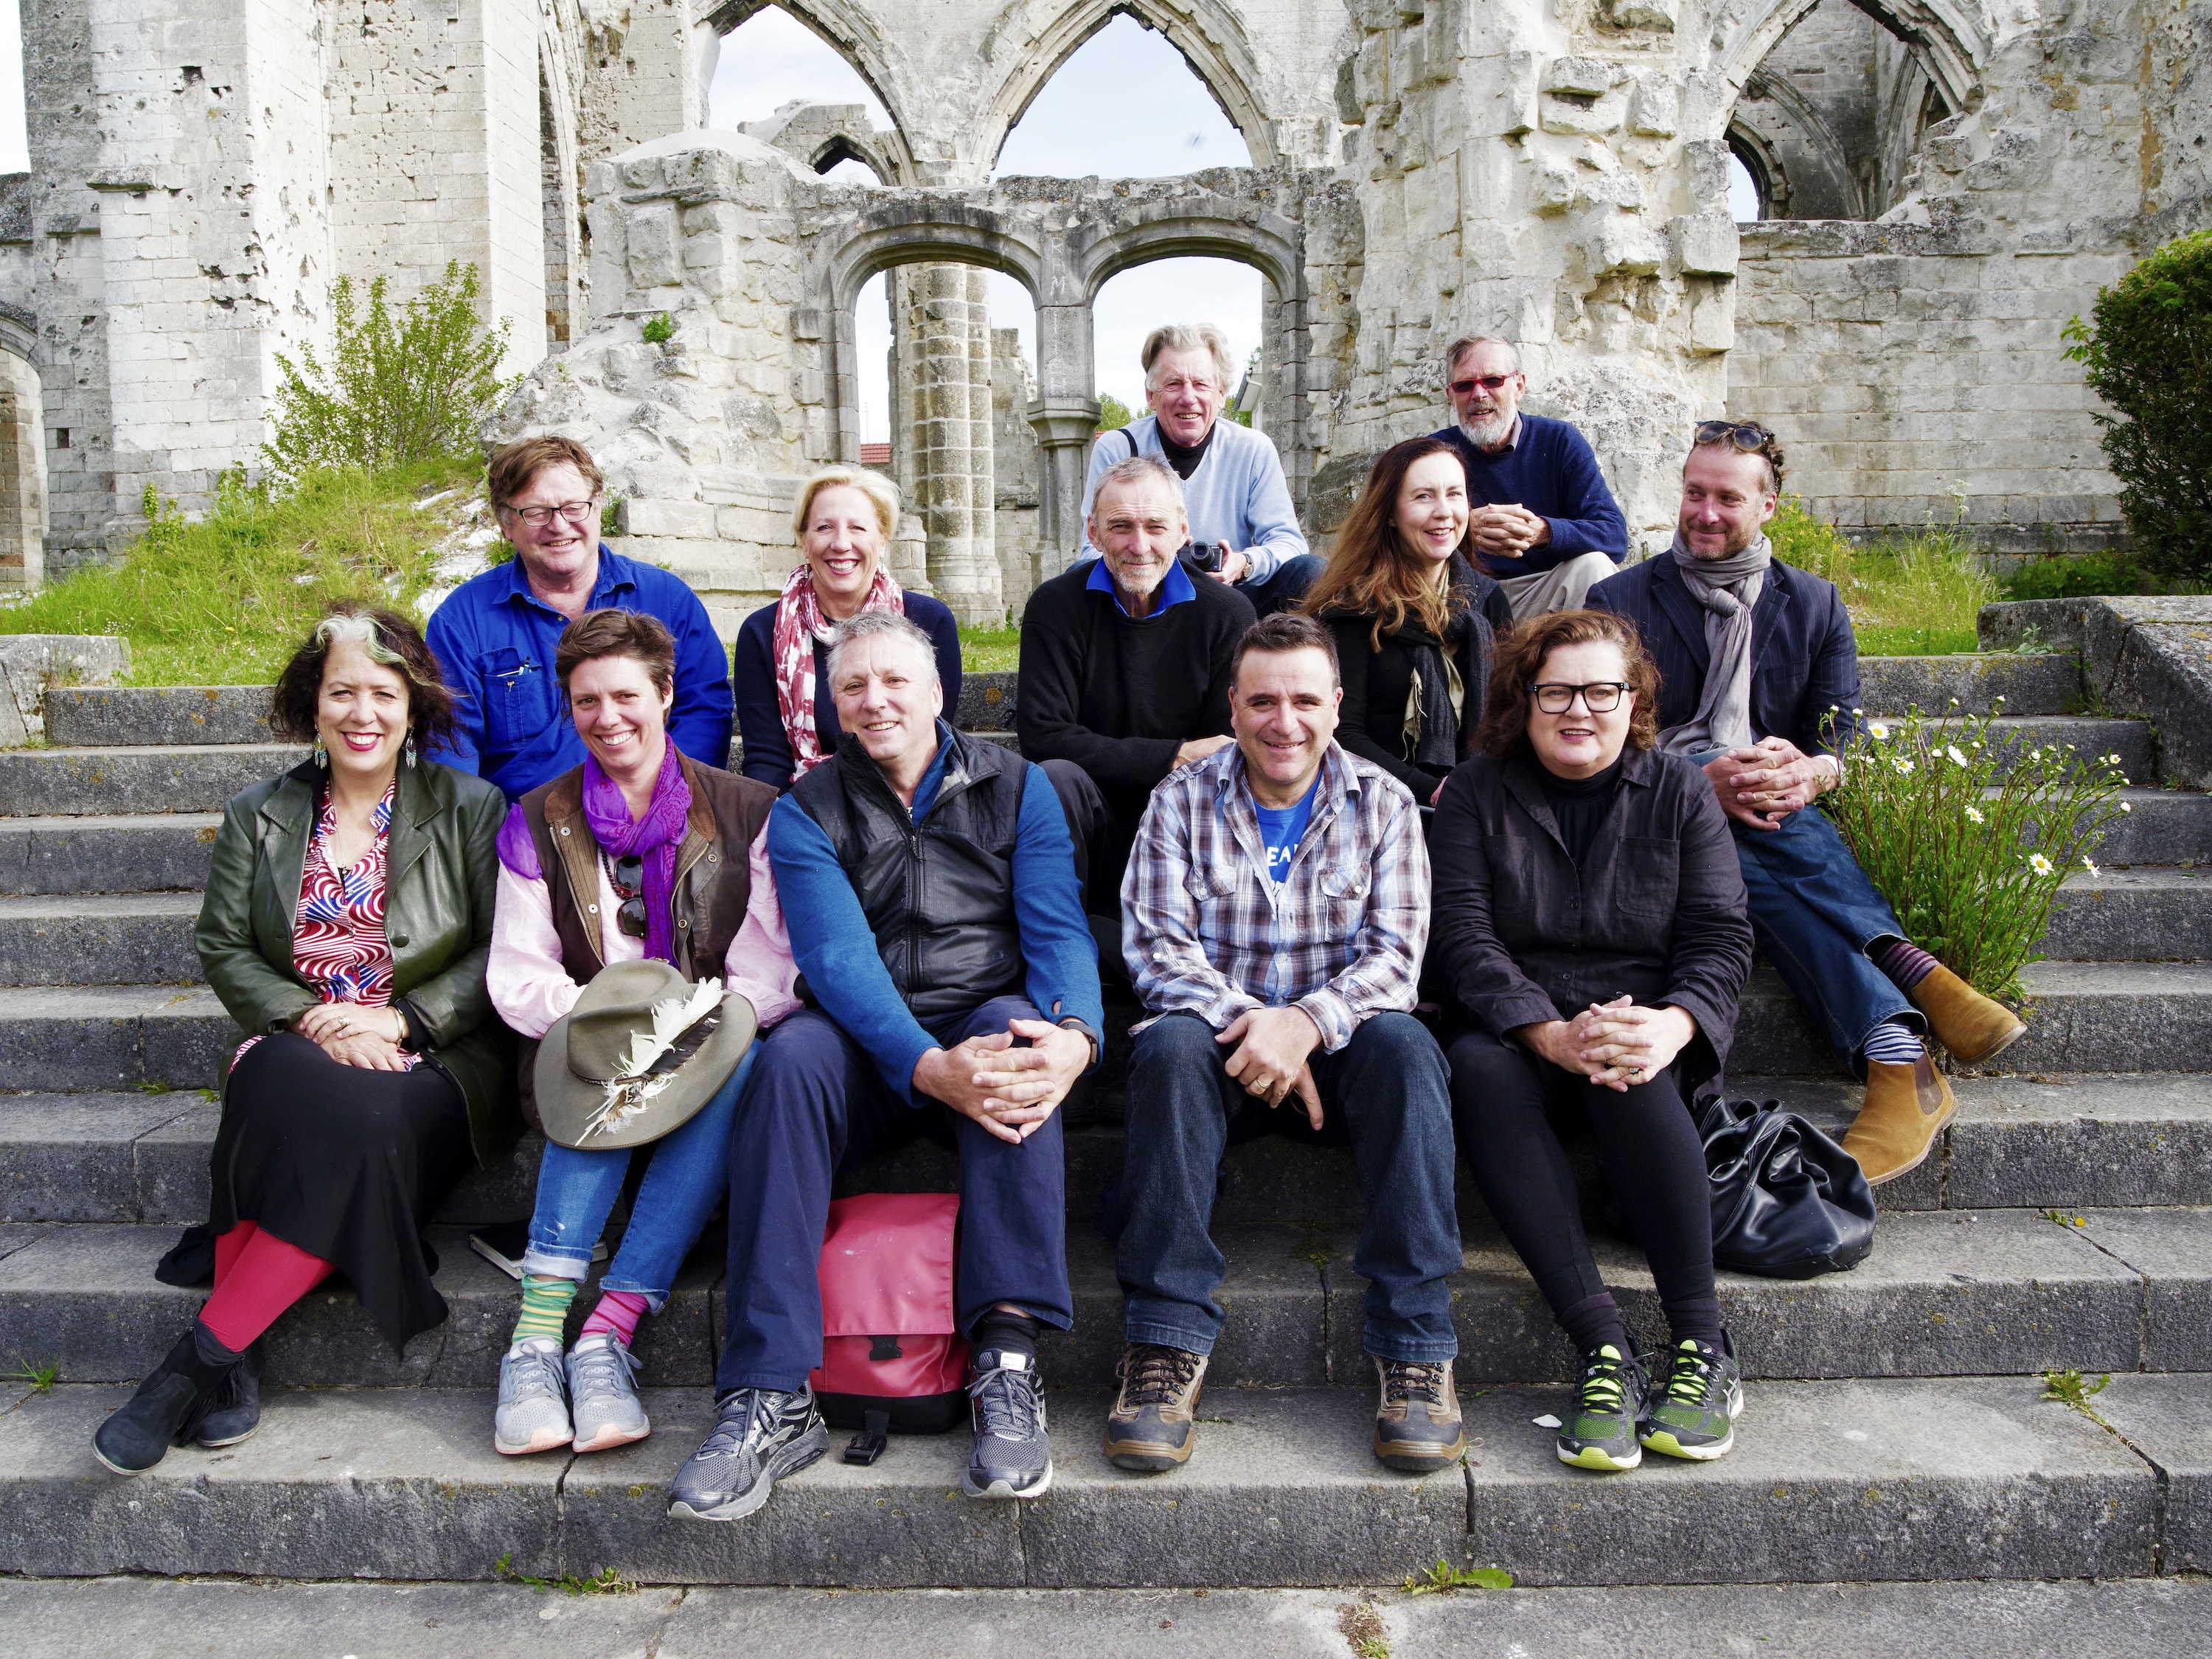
[[1536, 752, 1626, 866], [1157, 423, 1217, 480]]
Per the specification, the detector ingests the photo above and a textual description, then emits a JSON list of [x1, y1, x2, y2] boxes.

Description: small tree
[[2064, 229, 2212, 580], [1096, 393, 1138, 432], [263, 262, 517, 479]]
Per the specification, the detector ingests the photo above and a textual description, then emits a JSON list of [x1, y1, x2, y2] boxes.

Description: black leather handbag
[[1696, 1094, 1877, 1278]]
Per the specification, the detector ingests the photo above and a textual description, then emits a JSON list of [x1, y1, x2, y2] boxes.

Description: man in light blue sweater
[[1077, 323, 1321, 616]]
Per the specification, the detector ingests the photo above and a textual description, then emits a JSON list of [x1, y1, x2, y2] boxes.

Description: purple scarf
[[581, 745, 692, 964]]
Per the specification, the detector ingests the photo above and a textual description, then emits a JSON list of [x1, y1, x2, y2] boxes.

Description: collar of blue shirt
[[498, 542, 638, 613], [1085, 552, 1197, 618]]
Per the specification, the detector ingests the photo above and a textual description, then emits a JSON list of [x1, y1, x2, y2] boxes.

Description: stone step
[[41, 686, 274, 748], [0, 1373, 2174, 1587], [3, 862, 2196, 990], [1856, 653, 2081, 716], [4, 1575, 2210, 1659], [1913, 714, 2150, 782], [0, 745, 304, 818], [0, 813, 223, 897], [3, 1206, 2202, 1391]]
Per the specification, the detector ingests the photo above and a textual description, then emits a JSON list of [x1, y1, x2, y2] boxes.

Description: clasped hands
[[1219, 1004, 1325, 1130], [294, 1001, 412, 1072], [1703, 735, 1838, 831], [1516, 996, 1696, 1093], [913, 1020, 1093, 1145], [1467, 504, 1550, 560]]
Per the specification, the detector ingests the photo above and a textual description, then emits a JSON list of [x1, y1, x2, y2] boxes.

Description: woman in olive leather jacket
[[94, 604, 514, 1477]]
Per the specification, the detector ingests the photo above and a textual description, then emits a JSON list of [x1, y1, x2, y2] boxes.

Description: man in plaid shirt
[[1104, 612, 1464, 1478]]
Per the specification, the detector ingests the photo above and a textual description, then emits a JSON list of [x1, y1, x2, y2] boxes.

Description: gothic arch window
[[703, 3, 910, 182]]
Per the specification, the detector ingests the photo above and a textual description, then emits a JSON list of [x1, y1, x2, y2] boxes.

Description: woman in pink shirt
[[487, 609, 799, 1457]]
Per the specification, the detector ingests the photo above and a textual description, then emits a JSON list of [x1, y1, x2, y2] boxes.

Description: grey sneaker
[[493, 1338, 572, 1456], [566, 1333, 650, 1453], [964, 1349, 1052, 1499], [667, 1386, 828, 1522]]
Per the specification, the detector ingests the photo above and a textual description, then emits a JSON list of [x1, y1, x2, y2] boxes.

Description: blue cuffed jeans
[[1240, 552, 1324, 617], [1115, 1009, 1461, 1363], [1733, 804, 1919, 1074], [714, 996, 1073, 1396], [520, 1046, 760, 1307]]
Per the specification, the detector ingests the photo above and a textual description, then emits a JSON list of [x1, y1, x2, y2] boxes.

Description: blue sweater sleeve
[[1013, 762, 1106, 1040], [731, 608, 796, 790], [659, 577, 736, 771], [1234, 434, 1308, 582], [1537, 426, 1630, 561], [423, 601, 485, 775], [767, 793, 942, 1102]]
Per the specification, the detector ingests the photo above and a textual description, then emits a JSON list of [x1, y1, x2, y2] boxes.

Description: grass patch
[[1769, 499, 1997, 656], [0, 458, 483, 686], [958, 623, 1022, 672], [2001, 547, 2210, 602], [4, 1354, 59, 1393]]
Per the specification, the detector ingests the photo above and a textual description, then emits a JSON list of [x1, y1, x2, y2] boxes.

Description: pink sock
[[577, 1289, 649, 1349]]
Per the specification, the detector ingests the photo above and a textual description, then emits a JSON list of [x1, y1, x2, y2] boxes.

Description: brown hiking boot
[[1103, 1343, 1208, 1472], [1907, 963, 2026, 1065], [1843, 1054, 1957, 1184], [1372, 1357, 1467, 1473]]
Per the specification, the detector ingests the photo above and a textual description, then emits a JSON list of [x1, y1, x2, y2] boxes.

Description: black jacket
[[1428, 745, 1753, 1093], [788, 727, 1029, 1026], [1318, 556, 1500, 797]]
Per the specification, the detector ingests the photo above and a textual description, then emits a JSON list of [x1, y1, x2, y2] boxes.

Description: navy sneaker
[[964, 1349, 1052, 1499], [667, 1385, 828, 1522]]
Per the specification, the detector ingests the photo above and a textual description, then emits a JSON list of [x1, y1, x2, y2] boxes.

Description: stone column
[[0, 344, 46, 594], [1028, 295, 1099, 574], [904, 265, 1001, 623]]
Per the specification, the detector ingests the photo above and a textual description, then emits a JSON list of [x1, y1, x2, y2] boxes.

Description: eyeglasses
[[1448, 375, 1516, 395], [503, 498, 599, 528], [1531, 681, 1632, 714], [1694, 420, 1776, 453], [603, 852, 647, 939]]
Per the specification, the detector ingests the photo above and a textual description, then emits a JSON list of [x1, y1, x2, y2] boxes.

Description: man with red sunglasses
[[1427, 336, 1629, 620]]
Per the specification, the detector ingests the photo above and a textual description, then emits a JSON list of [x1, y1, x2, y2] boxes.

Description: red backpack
[[808, 1192, 970, 1461]]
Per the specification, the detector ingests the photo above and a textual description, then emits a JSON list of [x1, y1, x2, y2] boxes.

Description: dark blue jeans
[[1116, 1010, 1461, 1363], [1734, 804, 1917, 1073], [1239, 552, 1324, 617], [714, 995, 1072, 1396]]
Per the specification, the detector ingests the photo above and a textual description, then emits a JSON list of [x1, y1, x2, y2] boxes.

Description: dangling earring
[[312, 735, 328, 769], [403, 737, 417, 768]]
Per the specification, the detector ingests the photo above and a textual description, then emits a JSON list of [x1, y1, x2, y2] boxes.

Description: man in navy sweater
[[1427, 336, 1630, 621]]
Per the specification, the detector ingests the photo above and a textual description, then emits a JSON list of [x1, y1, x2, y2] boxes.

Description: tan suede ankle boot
[[1843, 1054, 1956, 1184], [1906, 964, 2026, 1065]]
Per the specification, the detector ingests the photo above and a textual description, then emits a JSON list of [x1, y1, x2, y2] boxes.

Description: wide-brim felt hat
[[535, 959, 757, 1152]]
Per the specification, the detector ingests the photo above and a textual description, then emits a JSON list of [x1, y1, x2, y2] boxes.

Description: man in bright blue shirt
[[673, 611, 1102, 1527], [425, 436, 733, 799], [1427, 335, 1630, 621]]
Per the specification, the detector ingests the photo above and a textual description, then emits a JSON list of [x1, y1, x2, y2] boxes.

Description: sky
[[0, 2, 24, 174], [706, 8, 1262, 442]]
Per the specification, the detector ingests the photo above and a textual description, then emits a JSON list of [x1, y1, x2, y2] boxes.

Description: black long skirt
[[156, 1032, 473, 1352]]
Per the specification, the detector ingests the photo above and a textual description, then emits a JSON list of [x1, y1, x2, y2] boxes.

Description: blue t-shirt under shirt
[[1253, 777, 1321, 882]]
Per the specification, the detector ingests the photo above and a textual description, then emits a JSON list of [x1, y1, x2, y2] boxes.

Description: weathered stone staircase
[[0, 641, 2205, 1593]]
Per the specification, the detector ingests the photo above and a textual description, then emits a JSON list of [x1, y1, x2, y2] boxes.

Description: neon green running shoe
[[1639, 1334, 1744, 1461], [1556, 1344, 1647, 1472]]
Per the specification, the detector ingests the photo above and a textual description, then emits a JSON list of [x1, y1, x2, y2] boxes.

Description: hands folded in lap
[[1518, 996, 1697, 1094], [914, 1020, 1094, 1145], [295, 1002, 413, 1072]]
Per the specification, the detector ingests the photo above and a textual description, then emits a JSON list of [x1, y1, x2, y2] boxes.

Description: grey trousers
[[1495, 550, 1622, 619]]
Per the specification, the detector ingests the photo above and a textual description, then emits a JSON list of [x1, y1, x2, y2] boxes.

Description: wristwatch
[[1055, 1015, 1102, 1070]]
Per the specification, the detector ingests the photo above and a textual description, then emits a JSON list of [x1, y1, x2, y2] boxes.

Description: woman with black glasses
[[1430, 609, 1753, 1475], [486, 609, 801, 1458]]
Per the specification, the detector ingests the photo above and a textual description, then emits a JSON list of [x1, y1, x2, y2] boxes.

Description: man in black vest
[[669, 611, 1105, 1523]]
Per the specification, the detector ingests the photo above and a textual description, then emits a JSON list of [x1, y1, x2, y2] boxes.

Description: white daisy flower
[[2029, 852, 2054, 875], [1947, 745, 1969, 766], [1892, 757, 1916, 776], [2081, 856, 2100, 876], [2120, 801, 2133, 813], [1868, 721, 1891, 740], [1965, 805, 1986, 824]]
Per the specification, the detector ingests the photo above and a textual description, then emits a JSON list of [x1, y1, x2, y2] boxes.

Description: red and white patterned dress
[[234, 782, 419, 1070]]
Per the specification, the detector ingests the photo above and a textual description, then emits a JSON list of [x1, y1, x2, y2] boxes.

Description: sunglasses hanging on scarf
[[601, 851, 649, 939]]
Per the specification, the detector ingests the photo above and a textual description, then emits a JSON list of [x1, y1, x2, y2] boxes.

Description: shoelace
[[1382, 1360, 1448, 1407], [698, 1388, 783, 1458], [507, 1344, 564, 1402], [1575, 1349, 1635, 1415], [969, 1363, 1043, 1440], [1663, 1342, 1722, 1407], [1120, 1346, 1202, 1408], [571, 1336, 640, 1397]]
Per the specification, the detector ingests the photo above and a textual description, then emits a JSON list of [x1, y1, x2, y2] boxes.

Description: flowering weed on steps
[[1820, 699, 2131, 1004]]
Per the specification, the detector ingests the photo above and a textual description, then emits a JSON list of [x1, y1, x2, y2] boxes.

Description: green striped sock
[[511, 1273, 579, 1347]]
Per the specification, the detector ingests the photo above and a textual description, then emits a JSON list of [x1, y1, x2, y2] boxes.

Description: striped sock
[[511, 1273, 579, 1348], [1860, 1019, 1926, 1067], [1867, 936, 1941, 993], [577, 1289, 650, 1349]]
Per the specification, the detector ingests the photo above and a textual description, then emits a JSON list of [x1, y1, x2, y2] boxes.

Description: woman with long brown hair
[[1301, 437, 1513, 801]]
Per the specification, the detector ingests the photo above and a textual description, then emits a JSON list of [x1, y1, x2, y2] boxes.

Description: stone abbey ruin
[[1, 0, 2205, 622]]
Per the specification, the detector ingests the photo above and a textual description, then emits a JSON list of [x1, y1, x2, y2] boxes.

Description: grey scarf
[[1658, 532, 1773, 757]]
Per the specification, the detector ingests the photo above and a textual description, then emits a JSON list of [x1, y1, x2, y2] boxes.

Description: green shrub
[[1096, 393, 1138, 432], [641, 312, 675, 345], [263, 262, 516, 480], [1765, 498, 1996, 655], [1822, 702, 2130, 1004], [2064, 229, 2212, 580], [2001, 547, 2208, 601]]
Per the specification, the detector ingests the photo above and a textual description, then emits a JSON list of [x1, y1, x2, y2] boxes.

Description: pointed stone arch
[[1709, 0, 1988, 118], [982, 0, 1278, 170], [696, 0, 921, 181]]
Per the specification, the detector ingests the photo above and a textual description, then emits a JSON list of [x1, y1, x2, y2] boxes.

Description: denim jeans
[[520, 1046, 759, 1307], [714, 996, 1073, 1396], [1240, 552, 1324, 618], [1116, 1009, 1461, 1363], [1733, 804, 1917, 1072]]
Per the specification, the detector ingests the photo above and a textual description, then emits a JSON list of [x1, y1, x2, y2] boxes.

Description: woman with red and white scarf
[[732, 466, 963, 790]]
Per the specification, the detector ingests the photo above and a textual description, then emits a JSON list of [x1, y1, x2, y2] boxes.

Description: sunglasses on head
[[1694, 420, 1776, 452], [603, 852, 647, 939], [1448, 374, 1516, 395]]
